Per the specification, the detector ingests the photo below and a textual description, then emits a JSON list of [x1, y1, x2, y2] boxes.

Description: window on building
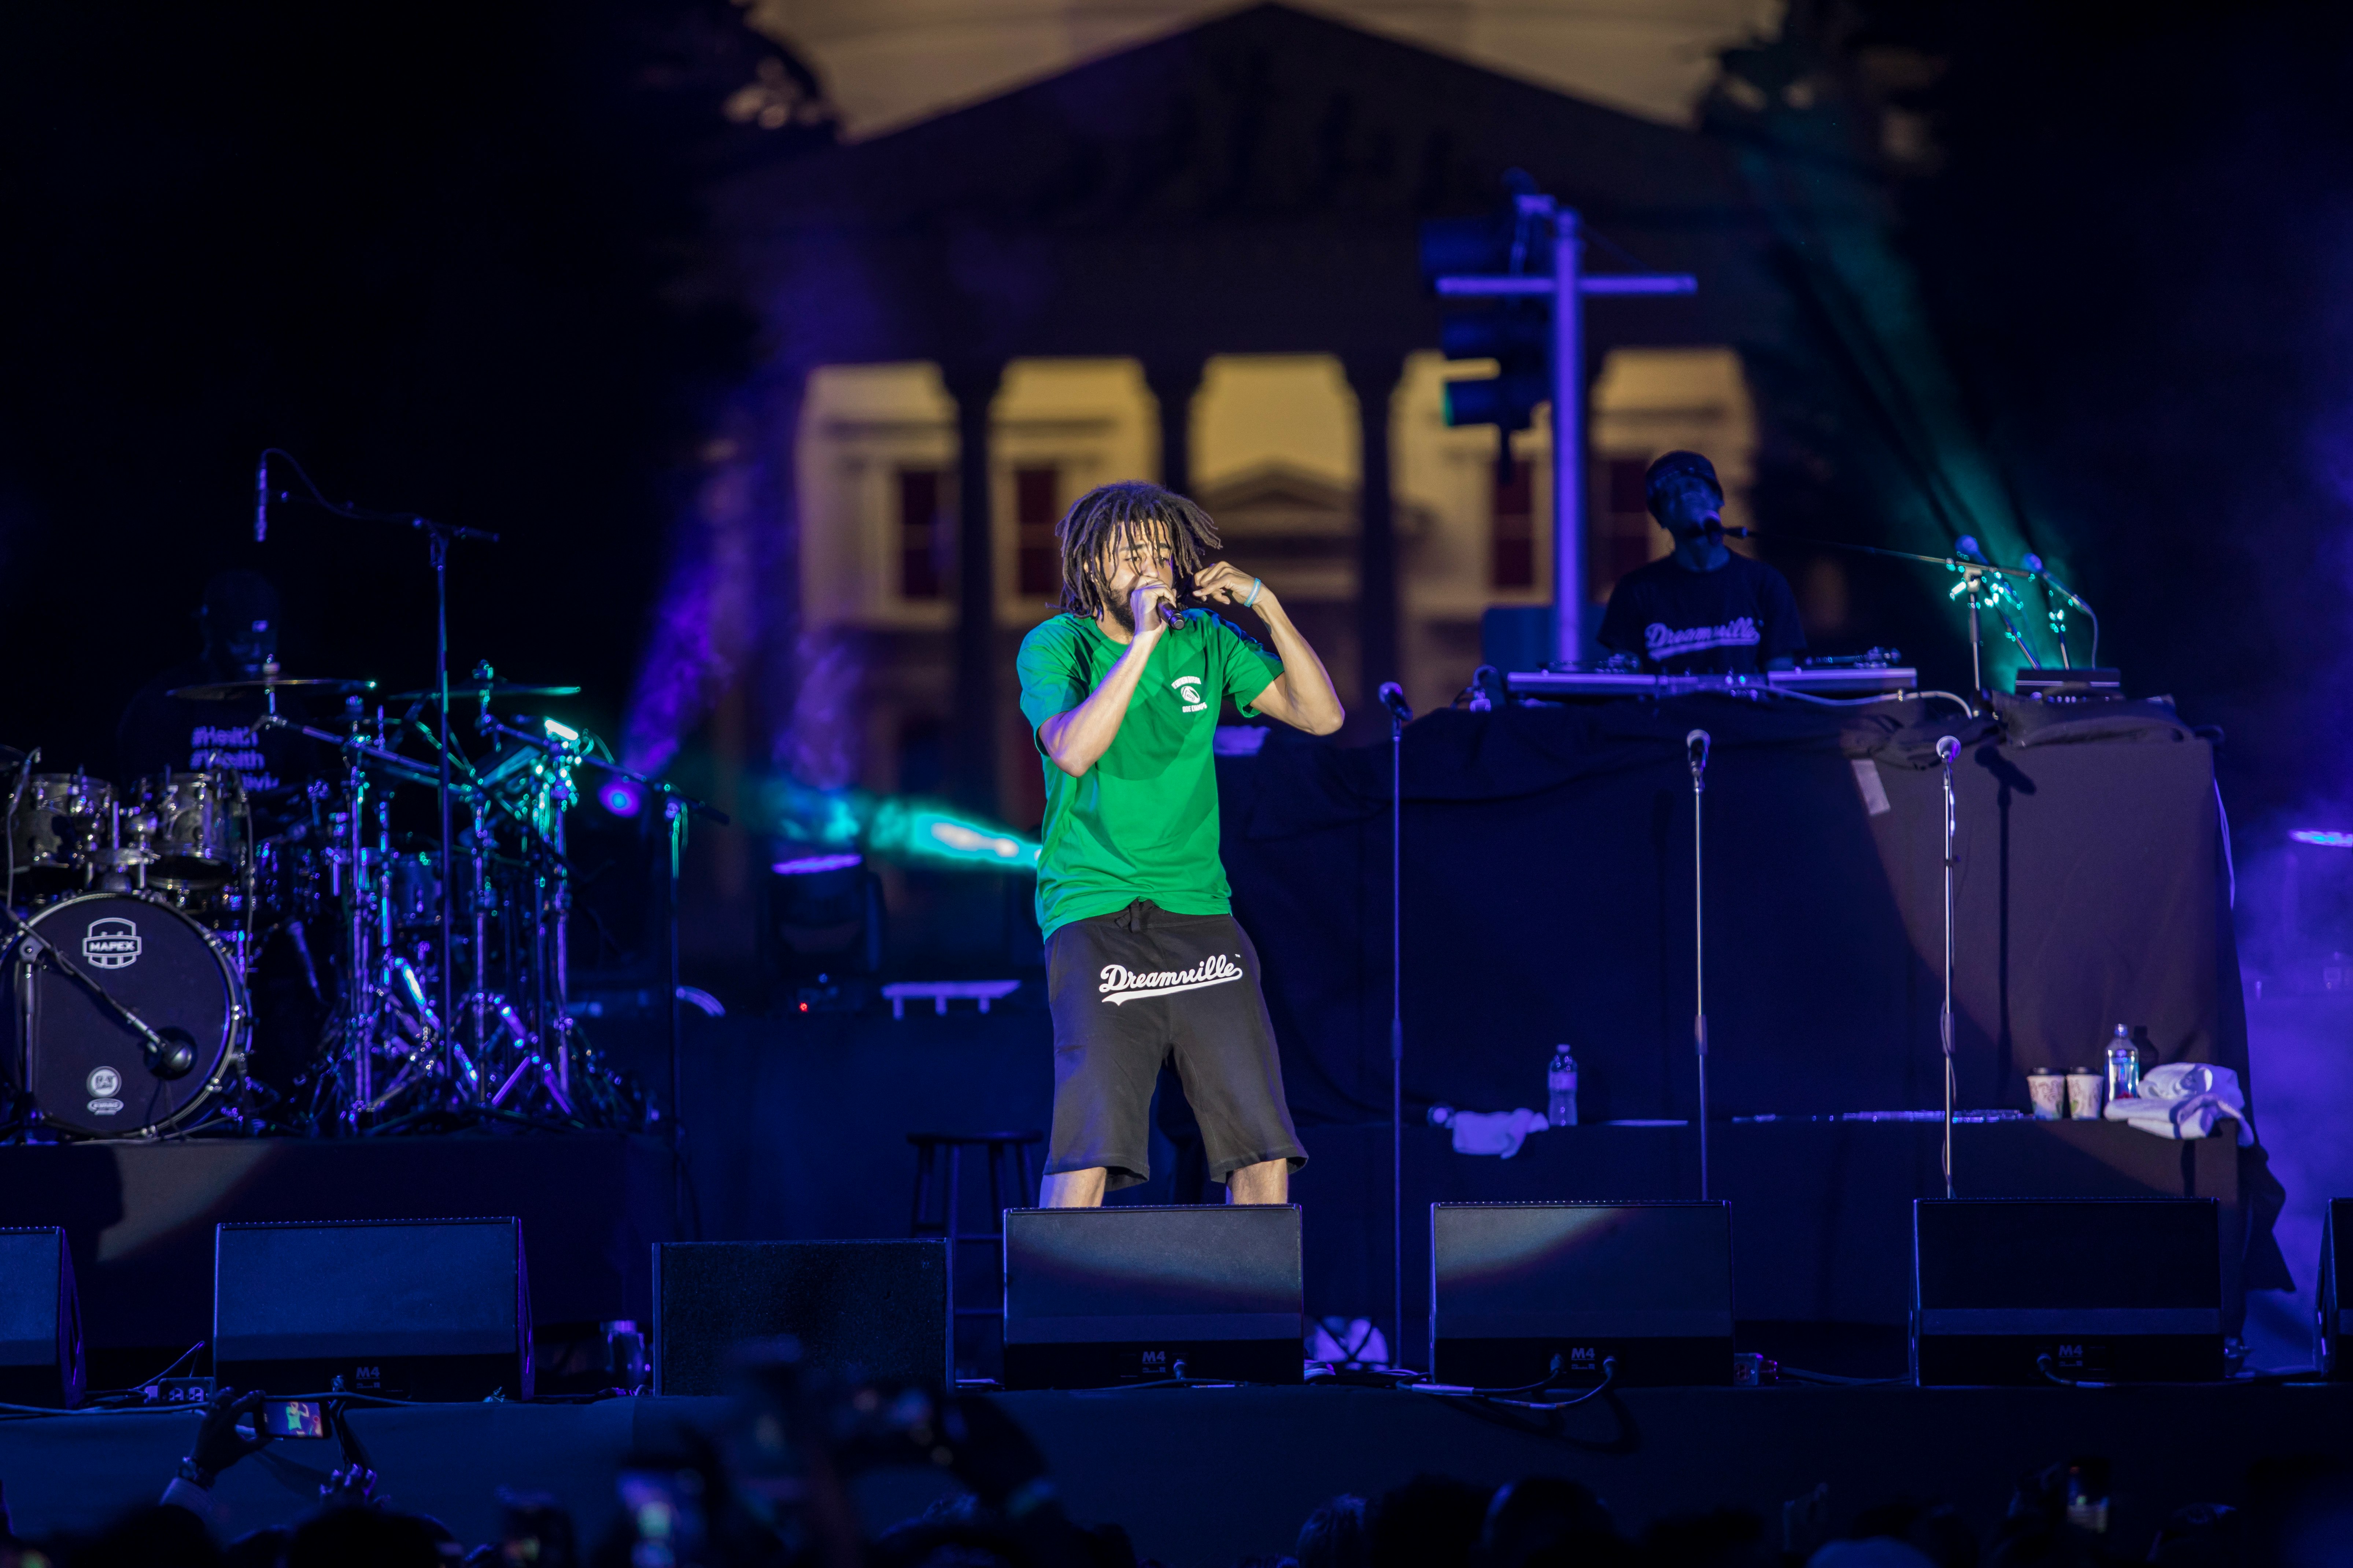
[[1491, 459, 1535, 589], [1589, 456, 1656, 603], [1015, 466, 1061, 598], [898, 468, 948, 600]]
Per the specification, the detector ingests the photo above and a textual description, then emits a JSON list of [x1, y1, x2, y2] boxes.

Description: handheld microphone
[[1935, 735, 1961, 765], [1378, 682, 1414, 724], [1686, 728, 1711, 772], [254, 454, 270, 542], [1137, 582, 1183, 631]]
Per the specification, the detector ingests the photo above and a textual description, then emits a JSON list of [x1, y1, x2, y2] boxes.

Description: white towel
[[2101, 1061, 2254, 1146], [1426, 1105, 1549, 1158]]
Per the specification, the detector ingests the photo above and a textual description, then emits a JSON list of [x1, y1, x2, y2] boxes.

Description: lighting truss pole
[[1437, 203, 1695, 667]]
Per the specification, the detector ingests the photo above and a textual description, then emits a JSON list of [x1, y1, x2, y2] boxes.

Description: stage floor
[[2, 1382, 2347, 1565]]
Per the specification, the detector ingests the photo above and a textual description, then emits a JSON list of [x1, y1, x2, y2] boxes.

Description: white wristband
[[1243, 578, 1262, 609]]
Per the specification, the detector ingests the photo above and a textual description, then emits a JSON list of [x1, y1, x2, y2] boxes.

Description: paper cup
[[2065, 1070, 2106, 1120], [2027, 1072, 2066, 1121]]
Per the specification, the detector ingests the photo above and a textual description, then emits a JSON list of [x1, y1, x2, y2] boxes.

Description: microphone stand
[[1937, 735, 1961, 1198], [1720, 527, 2076, 684], [1687, 730, 1711, 1199], [565, 750, 727, 1235], [256, 451, 496, 1118], [1378, 682, 1411, 1368]]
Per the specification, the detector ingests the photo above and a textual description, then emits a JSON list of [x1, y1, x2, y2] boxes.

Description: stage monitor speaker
[[0, 1228, 82, 1409], [1913, 1197, 2223, 1386], [652, 1239, 949, 1396], [1429, 1201, 1733, 1388], [2319, 1198, 2353, 1377], [214, 1218, 531, 1401], [1002, 1205, 1302, 1389]]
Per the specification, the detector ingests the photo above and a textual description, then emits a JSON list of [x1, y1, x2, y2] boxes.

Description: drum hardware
[[1, 754, 30, 909], [464, 705, 586, 1121], [7, 636, 699, 1142], [546, 729, 729, 1198], [85, 798, 158, 895], [254, 450, 502, 1118]]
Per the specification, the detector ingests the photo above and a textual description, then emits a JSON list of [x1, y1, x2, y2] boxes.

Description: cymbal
[[169, 676, 379, 701], [379, 680, 583, 703]]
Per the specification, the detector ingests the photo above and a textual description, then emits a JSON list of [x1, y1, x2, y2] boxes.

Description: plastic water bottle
[[1547, 1046, 1578, 1128], [2104, 1025, 2141, 1102]]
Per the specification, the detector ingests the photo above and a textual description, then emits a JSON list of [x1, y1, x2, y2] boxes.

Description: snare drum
[[132, 772, 249, 891], [7, 774, 112, 898], [6, 891, 248, 1137]]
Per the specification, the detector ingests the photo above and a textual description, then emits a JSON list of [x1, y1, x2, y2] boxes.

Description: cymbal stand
[[468, 717, 582, 1121], [1948, 565, 1987, 694], [564, 750, 728, 1220], [3, 749, 36, 912], [253, 451, 497, 1115], [1936, 734, 1961, 1199], [318, 720, 457, 1128]]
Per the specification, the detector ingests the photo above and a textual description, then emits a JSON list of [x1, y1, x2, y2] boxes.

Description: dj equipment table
[[1219, 695, 2249, 1126]]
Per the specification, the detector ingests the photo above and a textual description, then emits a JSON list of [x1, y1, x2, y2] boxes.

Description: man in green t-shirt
[[1016, 481, 1345, 1208]]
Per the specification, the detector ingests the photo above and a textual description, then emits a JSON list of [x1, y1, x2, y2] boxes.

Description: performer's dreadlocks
[[1054, 481, 1220, 620]]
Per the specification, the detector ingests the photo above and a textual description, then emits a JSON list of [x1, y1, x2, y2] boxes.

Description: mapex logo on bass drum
[[82, 916, 141, 970]]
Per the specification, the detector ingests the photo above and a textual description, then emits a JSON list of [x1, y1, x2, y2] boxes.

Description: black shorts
[[1045, 899, 1307, 1191]]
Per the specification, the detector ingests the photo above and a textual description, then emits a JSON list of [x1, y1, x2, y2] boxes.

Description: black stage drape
[[1220, 695, 2250, 1126]]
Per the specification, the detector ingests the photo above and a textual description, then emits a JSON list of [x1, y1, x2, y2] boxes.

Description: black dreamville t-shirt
[[115, 662, 313, 793], [1596, 552, 1806, 674]]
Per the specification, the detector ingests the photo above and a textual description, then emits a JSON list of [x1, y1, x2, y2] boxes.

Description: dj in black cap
[[1597, 451, 1806, 676]]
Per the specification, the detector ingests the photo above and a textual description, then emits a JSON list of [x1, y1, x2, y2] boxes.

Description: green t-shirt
[[1016, 610, 1286, 938]]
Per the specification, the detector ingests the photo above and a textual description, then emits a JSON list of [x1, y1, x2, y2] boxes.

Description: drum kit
[[3, 662, 673, 1141]]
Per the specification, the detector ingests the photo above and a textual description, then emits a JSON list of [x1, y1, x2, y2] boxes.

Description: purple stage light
[[2291, 829, 2353, 847], [600, 779, 644, 817], [772, 852, 864, 876]]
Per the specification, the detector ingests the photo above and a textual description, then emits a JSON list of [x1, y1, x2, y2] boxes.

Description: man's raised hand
[[1190, 561, 1266, 609]]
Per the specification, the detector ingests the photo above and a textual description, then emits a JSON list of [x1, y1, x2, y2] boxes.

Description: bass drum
[[7, 893, 248, 1138]]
